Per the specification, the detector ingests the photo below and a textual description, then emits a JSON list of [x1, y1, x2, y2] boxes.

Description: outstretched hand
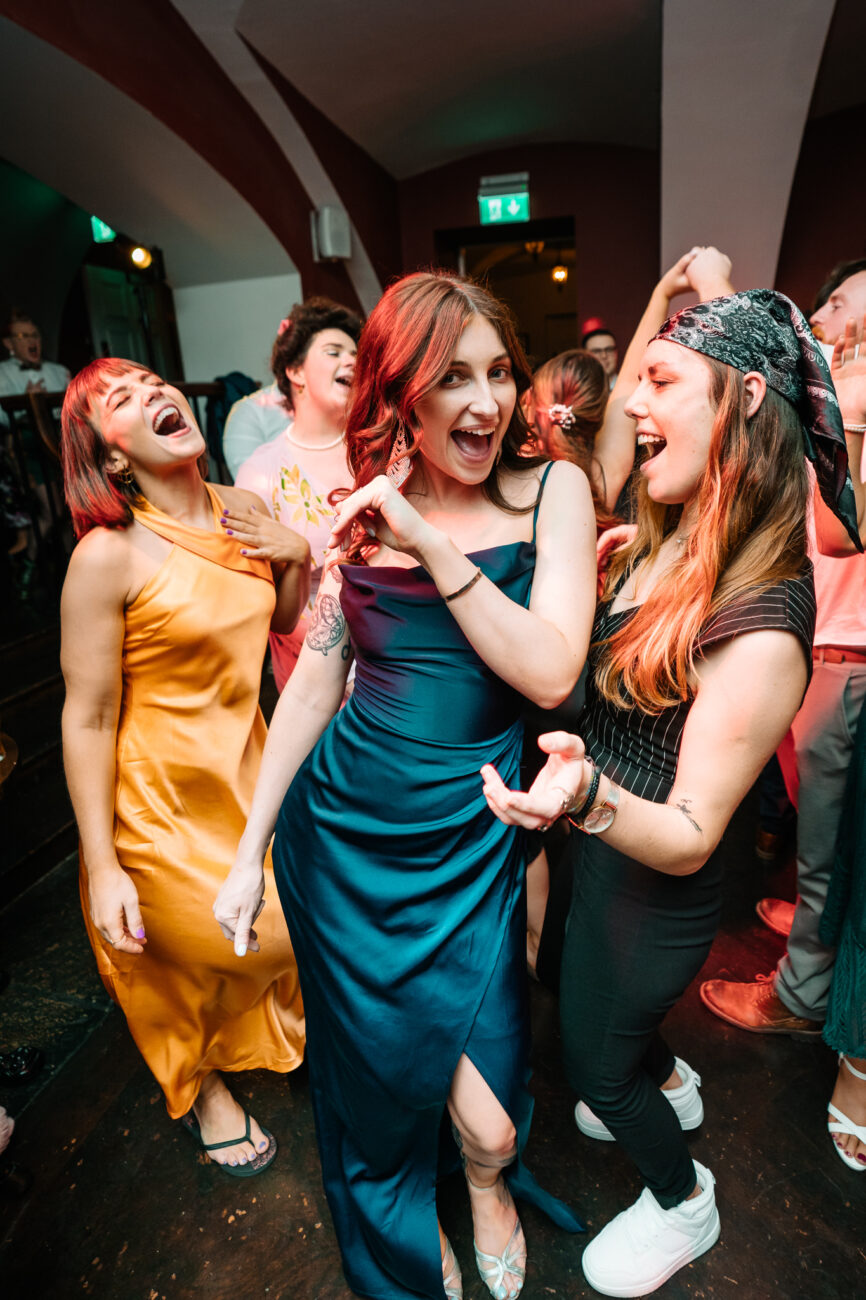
[[327, 474, 435, 559], [220, 504, 310, 565], [213, 859, 266, 957], [481, 731, 589, 831]]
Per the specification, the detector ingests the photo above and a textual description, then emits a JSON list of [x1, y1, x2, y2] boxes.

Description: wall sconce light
[[552, 263, 568, 286], [525, 241, 545, 260], [131, 246, 153, 269]]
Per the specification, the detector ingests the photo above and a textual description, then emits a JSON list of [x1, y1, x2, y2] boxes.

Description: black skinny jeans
[[560, 832, 722, 1208]]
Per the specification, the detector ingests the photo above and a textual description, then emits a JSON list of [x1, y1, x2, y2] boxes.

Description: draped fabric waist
[[350, 656, 524, 745]]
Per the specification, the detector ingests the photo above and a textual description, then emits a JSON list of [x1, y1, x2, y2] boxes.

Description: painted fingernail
[[236, 942, 247, 957], [240, 549, 248, 555], [135, 927, 146, 939], [226, 529, 233, 535], [858, 1154, 866, 1165]]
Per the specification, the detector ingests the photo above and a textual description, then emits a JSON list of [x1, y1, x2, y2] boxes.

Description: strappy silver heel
[[442, 1237, 463, 1299], [465, 1173, 527, 1300]]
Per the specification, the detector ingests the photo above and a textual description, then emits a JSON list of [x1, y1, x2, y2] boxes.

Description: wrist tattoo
[[306, 594, 346, 655], [675, 798, 702, 834]]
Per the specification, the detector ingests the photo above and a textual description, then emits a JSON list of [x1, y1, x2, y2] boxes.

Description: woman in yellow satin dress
[[59, 358, 308, 1175]]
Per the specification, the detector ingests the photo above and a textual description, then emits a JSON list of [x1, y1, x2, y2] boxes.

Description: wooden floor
[[1, 799, 863, 1300]]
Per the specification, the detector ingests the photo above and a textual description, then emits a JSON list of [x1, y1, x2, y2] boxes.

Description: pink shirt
[[235, 428, 352, 689]]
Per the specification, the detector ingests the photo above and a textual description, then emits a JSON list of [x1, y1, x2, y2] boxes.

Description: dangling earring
[[387, 424, 413, 489], [108, 463, 135, 485]]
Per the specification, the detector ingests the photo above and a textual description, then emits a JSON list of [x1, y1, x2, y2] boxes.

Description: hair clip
[[548, 403, 576, 430], [277, 317, 292, 336]]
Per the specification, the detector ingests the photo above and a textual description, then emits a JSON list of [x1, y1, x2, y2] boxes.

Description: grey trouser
[[776, 659, 866, 1019]]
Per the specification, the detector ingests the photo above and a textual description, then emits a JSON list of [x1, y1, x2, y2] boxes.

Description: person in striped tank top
[[481, 289, 861, 1297]]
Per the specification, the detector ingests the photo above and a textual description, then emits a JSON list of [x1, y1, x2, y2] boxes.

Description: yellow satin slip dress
[[78, 483, 305, 1118]]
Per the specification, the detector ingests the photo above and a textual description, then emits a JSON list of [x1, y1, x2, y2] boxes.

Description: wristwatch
[[576, 780, 620, 834]]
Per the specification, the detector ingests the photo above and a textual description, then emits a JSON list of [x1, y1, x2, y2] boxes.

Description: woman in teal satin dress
[[215, 271, 597, 1299]]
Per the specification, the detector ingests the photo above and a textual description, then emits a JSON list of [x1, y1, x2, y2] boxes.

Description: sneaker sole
[[581, 1212, 721, 1297], [698, 985, 823, 1039]]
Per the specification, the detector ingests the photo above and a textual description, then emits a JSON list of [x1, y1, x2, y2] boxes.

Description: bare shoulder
[[216, 482, 268, 513], [63, 526, 134, 607]]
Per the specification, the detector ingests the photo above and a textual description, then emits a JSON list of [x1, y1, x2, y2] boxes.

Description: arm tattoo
[[305, 594, 346, 655], [675, 798, 702, 835]]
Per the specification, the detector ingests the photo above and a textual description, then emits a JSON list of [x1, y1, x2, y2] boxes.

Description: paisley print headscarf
[[654, 289, 861, 551]]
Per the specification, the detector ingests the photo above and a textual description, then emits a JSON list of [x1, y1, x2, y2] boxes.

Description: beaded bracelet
[[444, 568, 483, 603], [565, 761, 601, 826], [843, 422, 866, 434]]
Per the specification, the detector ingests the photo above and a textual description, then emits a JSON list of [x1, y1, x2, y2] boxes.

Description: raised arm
[[60, 533, 146, 954], [593, 246, 734, 510], [482, 625, 807, 876], [813, 313, 866, 556], [213, 564, 352, 953], [328, 460, 597, 709]]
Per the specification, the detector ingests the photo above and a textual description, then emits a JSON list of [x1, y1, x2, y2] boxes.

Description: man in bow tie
[[0, 312, 70, 419]]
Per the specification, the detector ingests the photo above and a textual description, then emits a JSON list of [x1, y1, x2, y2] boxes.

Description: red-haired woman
[[215, 272, 597, 1298], [481, 291, 862, 1296], [59, 361, 308, 1175]]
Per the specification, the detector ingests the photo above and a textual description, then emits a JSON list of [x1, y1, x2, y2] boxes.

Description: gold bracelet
[[444, 567, 483, 603]]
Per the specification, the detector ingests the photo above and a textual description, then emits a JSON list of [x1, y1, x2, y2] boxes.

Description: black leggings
[[559, 832, 722, 1208]]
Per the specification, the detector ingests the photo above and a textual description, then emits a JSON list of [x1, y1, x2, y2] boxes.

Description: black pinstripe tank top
[[579, 563, 816, 804]]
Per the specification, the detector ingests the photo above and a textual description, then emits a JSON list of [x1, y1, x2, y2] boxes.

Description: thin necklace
[[285, 427, 344, 451], [674, 534, 690, 547]]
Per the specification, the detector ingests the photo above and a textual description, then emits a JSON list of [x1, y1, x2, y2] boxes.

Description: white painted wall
[[661, 0, 835, 289], [174, 272, 303, 383]]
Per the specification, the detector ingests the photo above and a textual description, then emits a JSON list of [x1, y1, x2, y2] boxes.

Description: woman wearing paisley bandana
[[481, 289, 861, 1296]]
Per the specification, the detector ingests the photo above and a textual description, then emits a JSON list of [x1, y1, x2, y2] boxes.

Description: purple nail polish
[[258, 1140, 267, 1151], [858, 1154, 866, 1165], [226, 529, 233, 535], [135, 927, 146, 939]]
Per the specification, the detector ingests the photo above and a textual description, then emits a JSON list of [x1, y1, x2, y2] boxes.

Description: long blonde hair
[[596, 358, 809, 713]]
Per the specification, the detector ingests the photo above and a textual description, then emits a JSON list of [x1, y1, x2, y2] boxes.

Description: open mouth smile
[[152, 404, 190, 437], [637, 432, 666, 460], [450, 427, 496, 462]]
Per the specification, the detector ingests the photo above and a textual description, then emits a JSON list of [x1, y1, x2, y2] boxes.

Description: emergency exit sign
[[478, 191, 530, 225], [478, 172, 530, 226]]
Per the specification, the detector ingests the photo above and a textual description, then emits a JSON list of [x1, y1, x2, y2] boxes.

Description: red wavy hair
[[336, 270, 543, 558], [61, 358, 146, 538]]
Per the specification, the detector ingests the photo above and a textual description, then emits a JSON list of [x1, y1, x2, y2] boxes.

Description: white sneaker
[[581, 1160, 720, 1297], [575, 1058, 703, 1142]]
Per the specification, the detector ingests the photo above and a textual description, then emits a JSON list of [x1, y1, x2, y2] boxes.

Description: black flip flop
[[182, 1108, 277, 1178]]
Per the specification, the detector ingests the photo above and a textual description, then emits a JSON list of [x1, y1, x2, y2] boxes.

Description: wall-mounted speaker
[[311, 205, 352, 262]]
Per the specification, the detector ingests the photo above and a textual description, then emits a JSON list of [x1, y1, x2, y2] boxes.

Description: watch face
[[583, 804, 616, 834]]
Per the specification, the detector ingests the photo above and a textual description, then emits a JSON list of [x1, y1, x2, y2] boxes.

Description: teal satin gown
[[272, 468, 582, 1299]]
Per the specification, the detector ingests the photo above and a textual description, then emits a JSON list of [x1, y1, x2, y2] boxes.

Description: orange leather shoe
[[699, 974, 823, 1038], [755, 897, 796, 938]]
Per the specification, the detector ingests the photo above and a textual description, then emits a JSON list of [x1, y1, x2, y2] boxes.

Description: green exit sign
[[91, 216, 117, 243], [478, 191, 530, 225]]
